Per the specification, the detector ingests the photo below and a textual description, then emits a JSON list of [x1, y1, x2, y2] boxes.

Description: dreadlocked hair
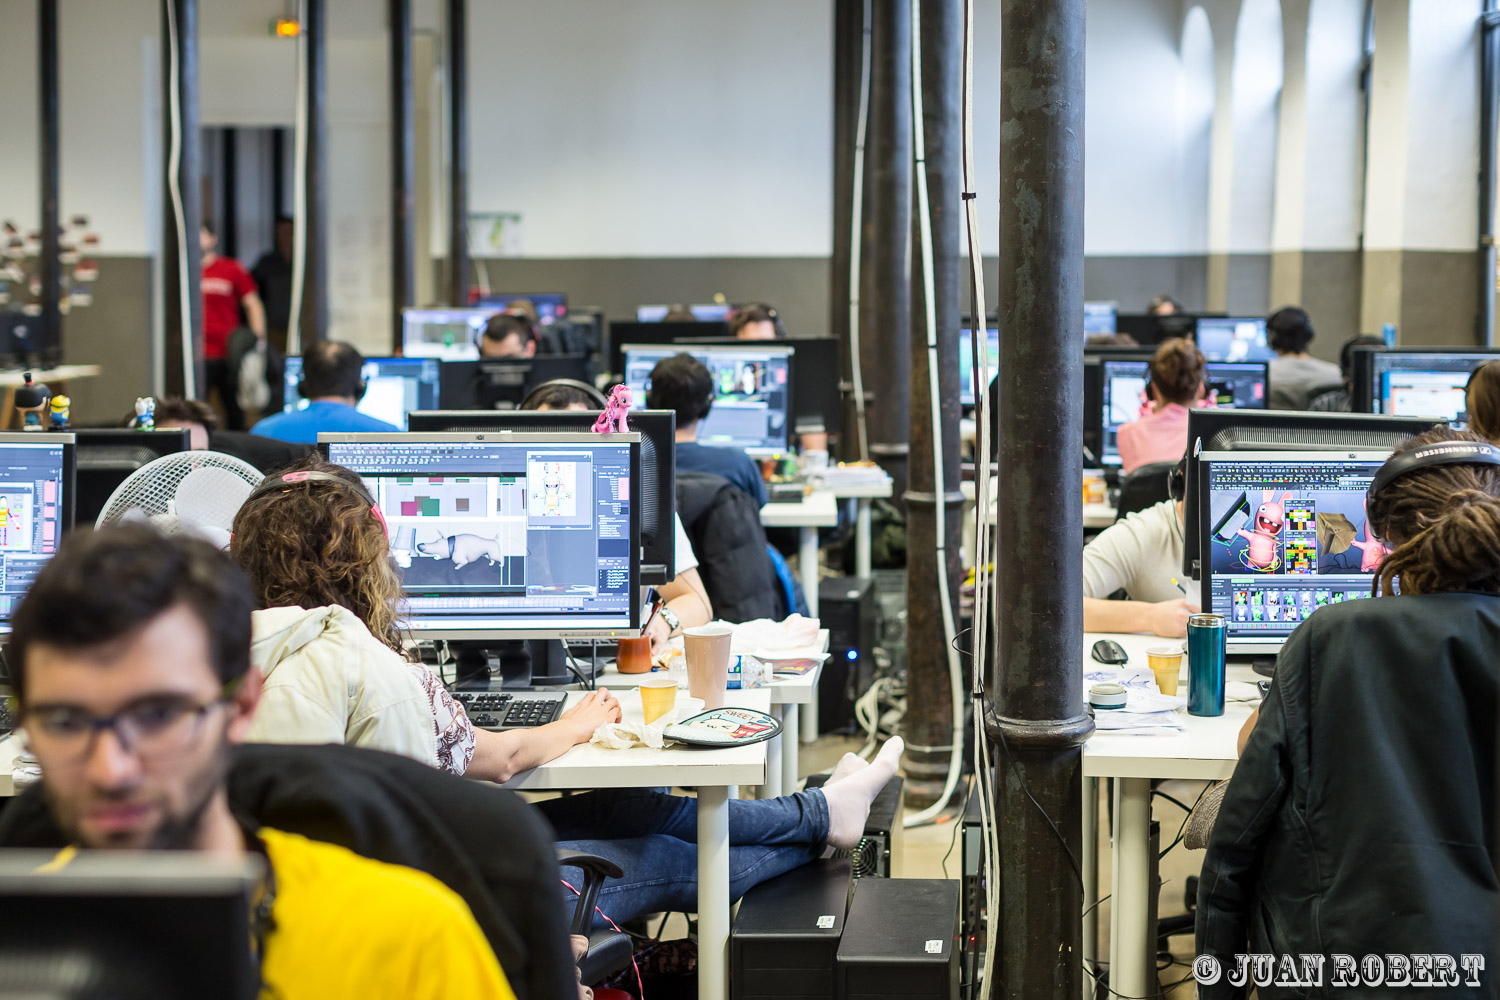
[[230, 452, 407, 653], [1367, 427, 1500, 598]]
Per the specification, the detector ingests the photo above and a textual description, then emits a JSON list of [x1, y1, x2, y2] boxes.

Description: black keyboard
[[454, 691, 567, 731]]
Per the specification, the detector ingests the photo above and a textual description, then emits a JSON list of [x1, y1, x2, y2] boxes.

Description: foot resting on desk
[[828, 751, 869, 785], [822, 737, 904, 850]]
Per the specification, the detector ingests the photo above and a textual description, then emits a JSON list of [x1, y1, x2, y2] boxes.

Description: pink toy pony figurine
[[1236, 491, 1289, 571], [594, 384, 631, 434]]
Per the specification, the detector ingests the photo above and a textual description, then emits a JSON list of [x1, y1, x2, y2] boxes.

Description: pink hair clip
[[593, 384, 632, 434]]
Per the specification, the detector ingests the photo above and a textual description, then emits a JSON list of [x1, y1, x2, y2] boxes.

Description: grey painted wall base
[[58, 255, 153, 427]]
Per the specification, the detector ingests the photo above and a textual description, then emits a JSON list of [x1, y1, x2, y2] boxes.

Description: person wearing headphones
[[479, 314, 537, 360], [1265, 306, 1341, 410], [250, 341, 398, 443], [1466, 361, 1500, 442], [1116, 337, 1204, 474], [648, 353, 768, 506], [1082, 455, 1199, 637], [728, 304, 783, 341], [1196, 427, 1500, 986]]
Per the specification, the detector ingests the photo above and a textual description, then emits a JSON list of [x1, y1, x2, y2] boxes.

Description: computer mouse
[[1090, 639, 1129, 665]]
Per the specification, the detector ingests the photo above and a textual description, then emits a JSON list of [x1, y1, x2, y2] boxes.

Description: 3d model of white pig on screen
[[416, 533, 504, 569]]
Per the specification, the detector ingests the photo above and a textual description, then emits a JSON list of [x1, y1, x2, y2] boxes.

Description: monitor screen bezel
[[316, 431, 642, 641], [1361, 347, 1500, 417], [1094, 358, 1271, 466], [400, 307, 501, 360], [620, 342, 795, 455], [283, 356, 442, 428], [0, 431, 76, 632], [1196, 448, 1390, 656]]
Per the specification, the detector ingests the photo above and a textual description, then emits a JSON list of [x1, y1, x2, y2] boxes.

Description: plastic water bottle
[[1382, 323, 1397, 348]]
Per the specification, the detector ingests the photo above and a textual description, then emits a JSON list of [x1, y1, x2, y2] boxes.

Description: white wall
[[1299, 0, 1365, 249], [1401, 0, 1480, 250], [1228, 0, 1284, 254]]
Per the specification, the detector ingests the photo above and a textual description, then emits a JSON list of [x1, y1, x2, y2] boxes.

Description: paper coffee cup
[[683, 624, 734, 710], [1146, 645, 1184, 697], [639, 676, 678, 725]]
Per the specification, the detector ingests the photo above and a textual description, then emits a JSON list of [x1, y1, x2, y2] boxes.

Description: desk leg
[[782, 703, 800, 791], [1082, 775, 1099, 1000], [764, 706, 785, 798], [855, 497, 872, 579], [798, 525, 820, 744], [1110, 778, 1153, 1000], [697, 786, 731, 1000]]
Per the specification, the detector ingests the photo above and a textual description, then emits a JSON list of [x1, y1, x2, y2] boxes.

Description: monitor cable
[[163, 0, 195, 399]]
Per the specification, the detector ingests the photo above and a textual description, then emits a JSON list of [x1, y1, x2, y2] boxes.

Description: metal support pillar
[[1480, 2, 1498, 346], [987, 1, 1093, 998], [446, 0, 469, 307], [833, 0, 861, 455], [222, 129, 238, 258], [300, 0, 328, 345], [39, 0, 62, 365], [860, 0, 912, 499], [904, 0, 965, 808], [161, 0, 203, 399], [390, 0, 415, 352]]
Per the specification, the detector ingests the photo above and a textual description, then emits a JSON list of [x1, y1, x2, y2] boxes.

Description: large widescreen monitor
[[406, 410, 677, 586], [72, 428, 192, 528], [1352, 348, 1500, 423], [439, 355, 594, 411], [959, 328, 1001, 407], [607, 320, 728, 376], [1195, 317, 1274, 362], [474, 292, 567, 325], [673, 335, 840, 434], [401, 307, 500, 361], [1198, 451, 1388, 656], [622, 343, 792, 454], [1083, 301, 1117, 335], [0, 433, 74, 629], [283, 357, 441, 430], [1095, 358, 1268, 467], [321, 433, 640, 641]]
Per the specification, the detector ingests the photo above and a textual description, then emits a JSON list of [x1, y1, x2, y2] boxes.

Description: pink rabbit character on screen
[[1237, 491, 1289, 571], [1349, 498, 1389, 573]]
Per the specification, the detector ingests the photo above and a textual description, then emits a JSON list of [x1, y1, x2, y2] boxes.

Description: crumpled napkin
[[590, 721, 674, 750], [727, 615, 822, 654]]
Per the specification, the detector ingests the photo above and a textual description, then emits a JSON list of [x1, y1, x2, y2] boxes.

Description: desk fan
[[94, 451, 264, 548]]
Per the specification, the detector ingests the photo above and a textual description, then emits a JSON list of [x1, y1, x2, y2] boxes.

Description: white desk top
[[959, 479, 1117, 530], [500, 688, 771, 791], [1081, 631, 1258, 781], [822, 478, 893, 499], [597, 630, 829, 707], [759, 490, 839, 528], [0, 365, 102, 386]]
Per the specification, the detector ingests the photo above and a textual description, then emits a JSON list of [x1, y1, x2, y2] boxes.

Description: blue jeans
[[541, 788, 829, 927]]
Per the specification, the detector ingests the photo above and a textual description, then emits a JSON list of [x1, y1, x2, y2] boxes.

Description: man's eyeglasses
[[18, 678, 243, 764]]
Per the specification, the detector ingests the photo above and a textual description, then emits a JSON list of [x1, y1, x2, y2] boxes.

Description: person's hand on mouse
[[561, 688, 622, 743], [1150, 598, 1200, 638]]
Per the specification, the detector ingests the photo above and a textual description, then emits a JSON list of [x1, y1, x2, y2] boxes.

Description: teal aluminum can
[[1187, 613, 1227, 717]]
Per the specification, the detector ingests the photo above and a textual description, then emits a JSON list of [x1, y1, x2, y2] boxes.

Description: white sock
[[828, 752, 868, 785], [821, 737, 904, 851]]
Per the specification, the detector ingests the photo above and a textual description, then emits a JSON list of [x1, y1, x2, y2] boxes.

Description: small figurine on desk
[[48, 394, 70, 430], [133, 396, 156, 430], [14, 373, 50, 432], [593, 384, 631, 434]]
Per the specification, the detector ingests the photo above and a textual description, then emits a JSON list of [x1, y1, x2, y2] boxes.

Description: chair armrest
[[556, 848, 624, 936]]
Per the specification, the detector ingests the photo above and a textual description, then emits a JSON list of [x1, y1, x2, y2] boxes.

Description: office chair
[[557, 848, 637, 985], [1114, 460, 1178, 521]]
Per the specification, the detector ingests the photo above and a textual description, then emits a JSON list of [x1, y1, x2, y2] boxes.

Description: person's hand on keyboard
[[560, 688, 621, 743]]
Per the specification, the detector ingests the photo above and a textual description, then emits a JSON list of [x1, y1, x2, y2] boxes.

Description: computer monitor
[[320, 432, 640, 640], [406, 410, 677, 586], [0, 433, 73, 630], [402, 307, 500, 361], [1197, 451, 1389, 656], [1354, 347, 1500, 422], [475, 292, 567, 325], [1195, 317, 1274, 362], [0, 851, 261, 1000], [1083, 301, 1117, 335], [439, 355, 594, 411], [622, 343, 792, 454], [72, 428, 192, 529], [283, 357, 441, 431], [607, 321, 728, 377], [959, 328, 1001, 407], [1181, 409, 1441, 580], [1093, 358, 1269, 467], [1113, 313, 1213, 347], [671, 335, 840, 434]]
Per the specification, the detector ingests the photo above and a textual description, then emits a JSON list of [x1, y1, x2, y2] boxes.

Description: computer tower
[[817, 576, 877, 734], [731, 858, 852, 1000], [959, 791, 987, 1000], [803, 773, 903, 878], [837, 878, 960, 1000]]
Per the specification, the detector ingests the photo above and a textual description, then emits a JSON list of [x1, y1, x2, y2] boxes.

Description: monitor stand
[[1250, 656, 1276, 678], [445, 639, 605, 690]]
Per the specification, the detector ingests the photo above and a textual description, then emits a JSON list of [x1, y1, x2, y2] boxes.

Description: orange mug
[[616, 636, 653, 674]]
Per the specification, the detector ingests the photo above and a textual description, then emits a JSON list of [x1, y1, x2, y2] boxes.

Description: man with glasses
[[4, 525, 515, 999]]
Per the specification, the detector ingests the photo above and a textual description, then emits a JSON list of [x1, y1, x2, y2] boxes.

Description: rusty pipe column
[[161, 0, 203, 399], [390, 0, 415, 353], [833, 0, 861, 456], [987, 0, 1092, 997]]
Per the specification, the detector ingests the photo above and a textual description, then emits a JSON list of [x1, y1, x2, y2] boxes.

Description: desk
[[597, 630, 829, 797], [824, 476, 894, 578], [504, 688, 771, 1000], [1080, 631, 1254, 1000], [760, 491, 839, 620]]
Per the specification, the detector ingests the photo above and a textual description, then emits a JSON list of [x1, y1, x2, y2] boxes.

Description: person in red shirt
[[200, 222, 266, 429]]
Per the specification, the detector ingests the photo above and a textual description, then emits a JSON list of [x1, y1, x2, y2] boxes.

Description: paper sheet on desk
[[1087, 668, 1188, 733]]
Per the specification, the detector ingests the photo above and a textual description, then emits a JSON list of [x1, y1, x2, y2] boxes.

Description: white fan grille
[[95, 451, 265, 548]]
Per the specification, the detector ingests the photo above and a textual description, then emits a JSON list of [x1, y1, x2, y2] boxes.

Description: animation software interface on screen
[[1375, 355, 1490, 424], [1204, 457, 1386, 642], [476, 294, 566, 324], [283, 358, 440, 430], [1100, 361, 1267, 464], [959, 329, 1001, 406], [0, 443, 65, 625], [326, 441, 633, 632], [625, 347, 791, 452], [401, 309, 498, 361], [1196, 318, 1274, 363], [1083, 302, 1117, 335]]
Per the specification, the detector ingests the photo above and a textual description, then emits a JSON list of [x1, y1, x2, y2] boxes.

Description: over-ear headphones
[[519, 378, 608, 410], [1365, 440, 1500, 505], [296, 363, 366, 403], [1168, 459, 1186, 502], [245, 470, 388, 538]]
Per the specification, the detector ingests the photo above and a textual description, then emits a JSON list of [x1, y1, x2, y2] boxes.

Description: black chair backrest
[[1115, 460, 1177, 522]]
